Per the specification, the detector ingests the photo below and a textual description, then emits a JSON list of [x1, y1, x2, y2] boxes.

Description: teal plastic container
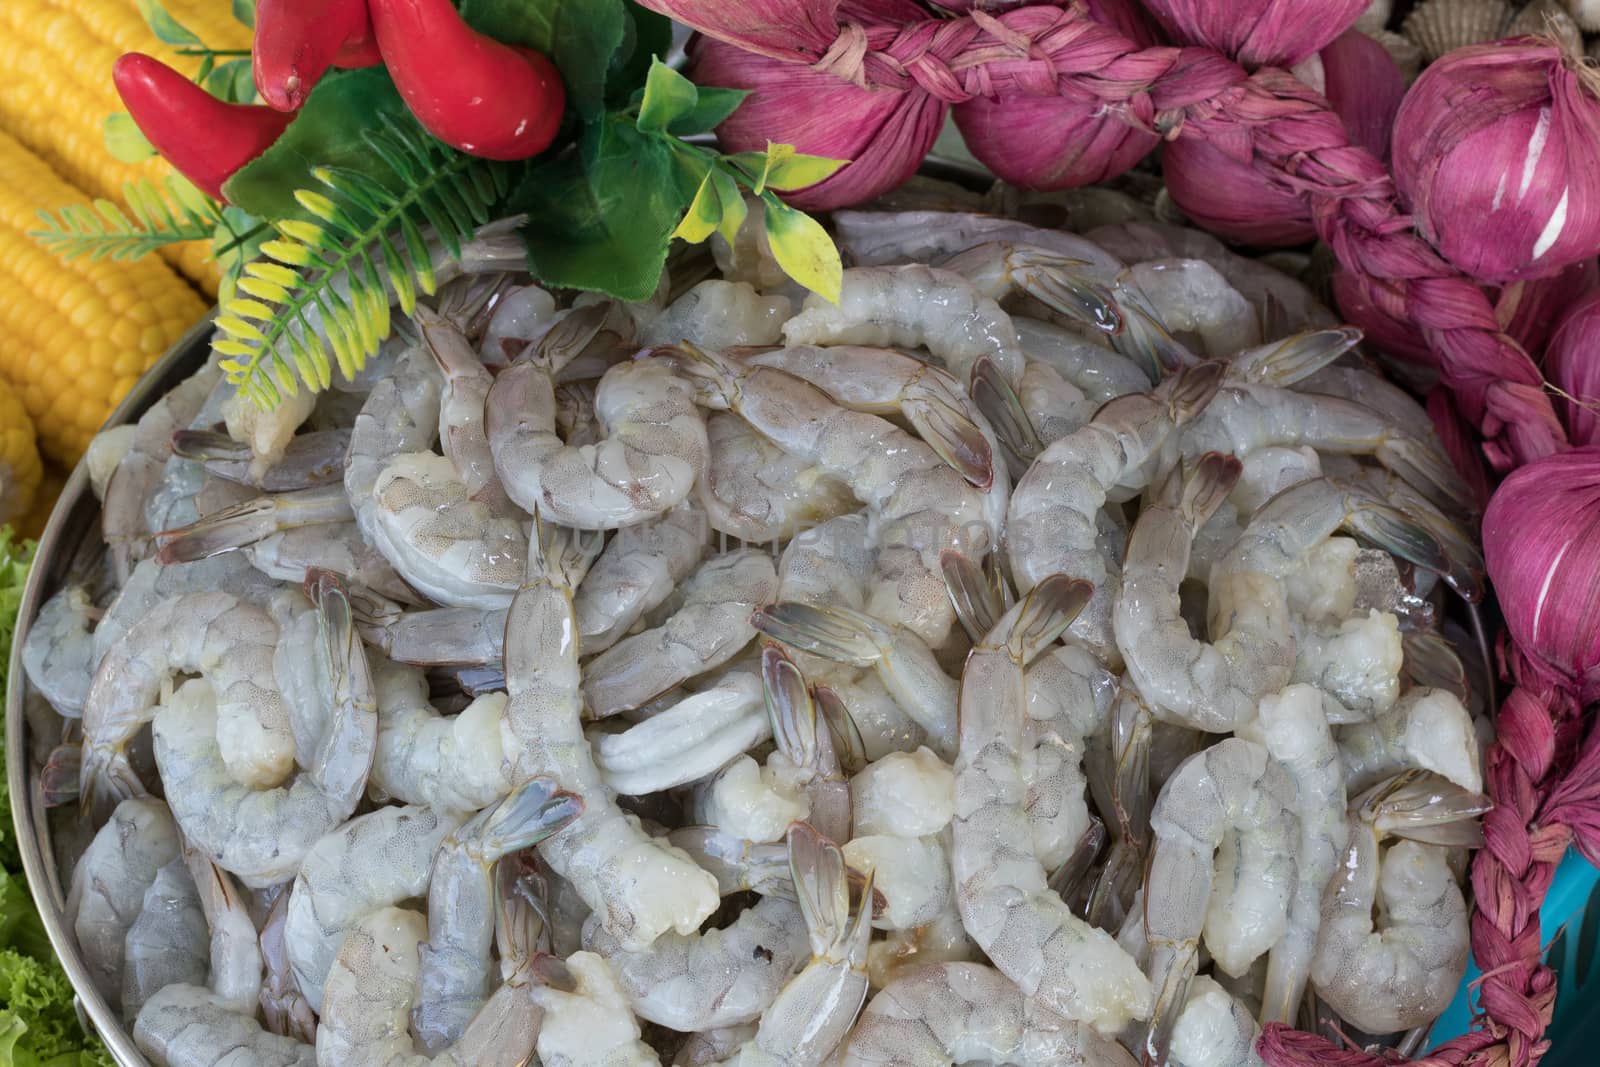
[[1431, 848, 1600, 1058]]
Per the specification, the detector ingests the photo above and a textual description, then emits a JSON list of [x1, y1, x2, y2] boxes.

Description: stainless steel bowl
[[6, 312, 217, 1066], [4, 152, 999, 1065]]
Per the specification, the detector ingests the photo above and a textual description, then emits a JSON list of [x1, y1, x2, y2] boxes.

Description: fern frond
[[29, 176, 224, 261], [215, 125, 509, 409]]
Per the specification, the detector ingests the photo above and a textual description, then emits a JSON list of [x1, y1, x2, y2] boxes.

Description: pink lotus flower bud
[[1483, 446, 1600, 701], [1542, 286, 1600, 444], [1496, 255, 1598, 355], [1392, 39, 1600, 284], [1138, 0, 1368, 67], [1161, 30, 1403, 246], [686, 25, 945, 210], [1321, 30, 1405, 162], [950, 0, 1160, 192]]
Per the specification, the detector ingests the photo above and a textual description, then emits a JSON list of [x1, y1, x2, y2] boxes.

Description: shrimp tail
[[811, 685, 867, 776], [156, 486, 353, 563], [40, 743, 81, 808], [1111, 276, 1192, 380], [1167, 360, 1226, 421], [996, 573, 1093, 661], [169, 429, 247, 462], [1176, 451, 1243, 525], [788, 822, 873, 963], [1343, 502, 1453, 589], [1047, 815, 1107, 900], [1012, 249, 1124, 337], [1358, 769, 1491, 847], [970, 357, 1041, 473], [476, 776, 584, 860], [940, 549, 1002, 643], [1401, 632, 1469, 702], [751, 602, 886, 670], [1234, 327, 1362, 386], [1142, 939, 1200, 1067], [904, 376, 995, 489], [1375, 433, 1479, 523], [761, 645, 818, 769], [494, 857, 551, 978]]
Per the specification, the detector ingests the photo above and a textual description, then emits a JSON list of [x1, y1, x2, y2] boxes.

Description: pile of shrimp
[[26, 182, 1496, 1067]]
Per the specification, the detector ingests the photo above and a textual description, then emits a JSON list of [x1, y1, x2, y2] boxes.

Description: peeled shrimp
[[122, 858, 207, 1022], [951, 576, 1152, 1032], [367, 657, 516, 812], [487, 351, 708, 530], [1339, 687, 1483, 794], [640, 278, 791, 349], [502, 531, 719, 950], [22, 583, 97, 718], [528, 951, 659, 1067], [573, 499, 709, 655], [592, 670, 768, 795], [700, 413, 857, 543], [134, 984, 316, 1067], [837, 962, 1138, 1067]]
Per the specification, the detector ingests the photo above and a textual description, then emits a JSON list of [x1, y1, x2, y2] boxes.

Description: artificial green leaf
[[204, 58, 256, 104], [672, 171, 720, 243], [135, 0, 204, 47], [509, 116, 688, 301], [607, 1, 673, 108], [224, 68, 417, 222], [460, 0, 625, 120], [764, 196, 841, 304], [636, 59, 698, 132], [102, 114, 156, 164], [710, 168, 746, 245], [668, 87, 749, 136], [233, 0, 257, 28], [762, 151, 848, 192]]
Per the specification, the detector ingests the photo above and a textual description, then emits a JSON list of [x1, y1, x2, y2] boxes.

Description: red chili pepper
[[114, 54, 295, 202], [253, 0, 383, 113], [368, 0, 564, 161]]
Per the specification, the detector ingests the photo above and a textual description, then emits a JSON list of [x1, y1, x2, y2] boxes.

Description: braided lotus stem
[[644, 2, 1589, 1064]]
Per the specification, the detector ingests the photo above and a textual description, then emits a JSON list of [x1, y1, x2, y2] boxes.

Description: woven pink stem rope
[[640, 2, 1596, 1064]]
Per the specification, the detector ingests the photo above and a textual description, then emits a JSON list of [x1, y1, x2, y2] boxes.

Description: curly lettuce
[[0, 527, 113, 1067]]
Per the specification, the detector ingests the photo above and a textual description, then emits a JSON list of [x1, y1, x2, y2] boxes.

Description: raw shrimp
[[481, 283, 558, 365], [1168, 976, 1263, 1067], [527, 951, 659, 1067], [172, 428, 351, 493], [583, 892, 808, 1031], [593, 670, 768, 795], [122, 857, 208, 1022], [677, 1027, 761, 1067], [21, 583, 96, 717], [487, 350, 708, 529], [81, 590, 295, 810], [573, 499, 708, 654], [1338, 687, 1483, 794], [582, 549, 777, 717], [733, 344, 994, 490], [153, 574, 377, 886], [416, 305, 515, 513], [700, 413, 857, 543], [1142, 739, 1298, 1066], [1310, 772, 1487, 1034], [1166, 381, 1470, 516], [1014, 318, 1152, 404], [781, 264, 1027, 385], [66, 796, 181, 1009], [1291, 610, 1404, 719], [155, 484, 354, 563], [1023, 641, 1117, 873], [640, 278, 791, 349], [414, 778, 584, 1051], [1118, 258, 1261, 359], [260, 891, 318, 1044], [845, 746, 956, 931], [223, 380, 318, 481], [346, 342, 526, 609], [134, 984, 316, 1067], [247, 521, 421, 605], [367, 656, 516, 812], [1008, 362, 1223, 664], [951, 576, 1153, 1032], [837, 962, 1139, 1067], [316, 906, 541, 1067], [1237, 684, 1348, 1026], [284, 805, 467, 1013], [937, 242, 1127, 355], [502, 529, 720, 950], [1014, 360, 1095, 451], [86, 422, 137, 502], [102, 360, 221, 581], [186, 844, 266, 1015], [754, 602, 958, 760], [669, 345, 992, 647], [831, 211, 1124, 280]]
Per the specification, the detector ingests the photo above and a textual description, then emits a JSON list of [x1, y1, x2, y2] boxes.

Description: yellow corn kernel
[[0, 376, 44, 529], [0, 130, 205, 465]]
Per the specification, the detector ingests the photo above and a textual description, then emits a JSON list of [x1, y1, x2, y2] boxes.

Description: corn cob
[[0, 130, 206, 465], [0, 1, 233, 295], [0, 376, 44, 529]]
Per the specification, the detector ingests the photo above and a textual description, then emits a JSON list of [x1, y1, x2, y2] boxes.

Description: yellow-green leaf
[[103, 113, 157, 163], [711, 169, 746, 246], [246, 261, 302, 287], [294, 190, 340, 223], [166, 174, 213, 216], [751, 143, 794, 196], [762, 151, 848, 192], [637, 58, 698, 133], [671, 171, 720, 244], [763, 198, 840, 305]]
